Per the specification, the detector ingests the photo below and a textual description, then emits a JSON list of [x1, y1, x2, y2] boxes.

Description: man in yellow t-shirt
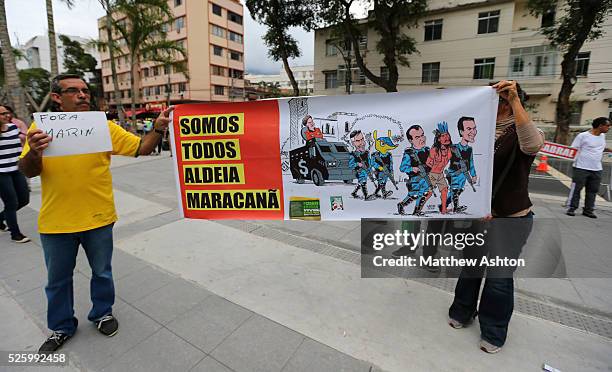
[[19, 74, 171, 353]]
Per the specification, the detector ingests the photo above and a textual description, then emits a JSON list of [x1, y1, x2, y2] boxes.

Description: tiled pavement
[[1, 237, 377, 372]]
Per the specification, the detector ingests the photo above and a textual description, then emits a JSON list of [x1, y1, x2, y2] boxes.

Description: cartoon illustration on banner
[[278, 88, 496, 220]]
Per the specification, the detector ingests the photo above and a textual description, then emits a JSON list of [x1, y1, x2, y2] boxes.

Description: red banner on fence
[[539, 141, 577, 160]]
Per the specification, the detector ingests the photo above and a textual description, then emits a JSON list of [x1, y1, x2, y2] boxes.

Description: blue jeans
[[40, 223, 115, 336], [0, 171, 30, 238]]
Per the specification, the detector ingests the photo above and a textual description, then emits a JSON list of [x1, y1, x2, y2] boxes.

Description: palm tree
[[0, 0, 27, 119], [99, 0, 126, 125], [112, 0, 186, 124]]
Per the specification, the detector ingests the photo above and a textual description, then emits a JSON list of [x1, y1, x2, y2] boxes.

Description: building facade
[[16, 34, 101, 77], [98, 0, 245, 111], [314, 0, 612, 126], [246, 65, 315, 95]]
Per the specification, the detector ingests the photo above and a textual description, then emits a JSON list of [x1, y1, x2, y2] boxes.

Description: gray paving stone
[[63, 302, 162, 370], [211, 315, 304, 372], [15, 286, 46, 315], [132, 278, 212, 324], [282, 338, 372, 372], [3, 266, 47, 296], [190, 356, 234, 372], [166, 295, 253, 353], [110, 250, 149, 280], [100, 328, 204, 372], [0, 253, 41, 279], [114, 265, 174, 303]]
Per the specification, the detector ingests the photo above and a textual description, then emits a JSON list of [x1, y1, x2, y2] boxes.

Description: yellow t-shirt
[[21, 121, 141, 234]]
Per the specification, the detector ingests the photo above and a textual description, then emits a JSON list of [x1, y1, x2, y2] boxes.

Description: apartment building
[[314, 0, 612, 126], [98, 0, 245, 112], [246, 65, 315, 95]]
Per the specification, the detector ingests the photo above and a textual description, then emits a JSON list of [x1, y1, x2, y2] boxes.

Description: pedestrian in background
[[566, 117, 611, 218], [0, 105, 30, 243], [448, 80, 544, 354], [4, 105, 28, 146]]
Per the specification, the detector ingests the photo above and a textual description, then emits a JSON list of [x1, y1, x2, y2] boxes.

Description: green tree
[[528, 0, 612, 144], [246, 0, 316, 96], [112, 0, 186, 123], [0, 0, 27, 119], [318, 0, 427, 92], [96, 0, 126, 124], [19, 68, 51, 109], [0, 47, 24, 86], [59, 35, 97, 76]]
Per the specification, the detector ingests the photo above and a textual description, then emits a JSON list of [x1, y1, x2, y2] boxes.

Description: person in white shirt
[[566, 117, 611, 218]]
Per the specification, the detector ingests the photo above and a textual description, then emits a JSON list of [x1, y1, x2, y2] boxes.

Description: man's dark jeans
[[449, 212, 534, 347], [40, 223, 115, 336], [568, 167, 602, 213], [0, 170, 29, 238]]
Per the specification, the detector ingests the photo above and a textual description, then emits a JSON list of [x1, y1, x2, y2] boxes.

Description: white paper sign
[[33, 111, 112, 157]]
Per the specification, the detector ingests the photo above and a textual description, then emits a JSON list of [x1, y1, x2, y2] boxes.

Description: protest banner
[[33, 111, 112, 157], [539, 141, 578, 160], [170, 87, 498, 220]]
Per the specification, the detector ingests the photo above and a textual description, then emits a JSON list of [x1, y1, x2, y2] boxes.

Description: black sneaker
[[582, 211, 597, 219], [11, 233, 30, 243], [0, 221, 8, 232], [39, 331, 71, 353], [96, 314, 119, 336], [566, 209, 576, 216]]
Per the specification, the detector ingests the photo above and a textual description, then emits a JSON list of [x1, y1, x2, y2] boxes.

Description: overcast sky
[[4, 0, 314, 75]]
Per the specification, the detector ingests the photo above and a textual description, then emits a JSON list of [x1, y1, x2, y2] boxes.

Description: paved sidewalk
[[2, 154, 611, 372]]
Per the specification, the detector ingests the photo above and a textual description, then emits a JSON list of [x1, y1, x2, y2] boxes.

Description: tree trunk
[[281, 56, 299, 96], [103, 1, 126, 125], [46, 0, 59, 76], [555, 56, 575, 145], [0, 0, 28, 119], [129, 52, 138, 125]]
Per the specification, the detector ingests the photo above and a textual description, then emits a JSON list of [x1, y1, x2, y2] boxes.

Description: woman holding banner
[[447, 80, 544, 353]]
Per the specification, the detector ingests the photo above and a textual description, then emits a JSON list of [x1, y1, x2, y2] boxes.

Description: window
[[541, 9, 555, 28], [174, 0, 182, 6], [143, 68, 149, 78], [175, 17, 184, 31], [356, 69, 366, 85], [228, 31, 243, 44], [143, 87, 149, 96], [212, 65, 226, 76], [164, 65, 170, 74], [325, 40, 337, 56], [511, 56, 525, 75], [178, 82, 186, 92], [478, 10, 500, 34], [358, 34, 367, 49], [230, 50, 241, 61], [228, 11, 243, 25], [575, 52, 590, 76], [155, 86, 161, 95], [324, 71, 338, 89], [212, 3, 222, 16], [213, 45, 223, 56], [569, 102, 584, 126], [105, 76, 109, 84], [214, 85, 225, 95], [153, 66, 159, 76], [473, 58, 495, 79], [509, 46, 556, 78], [212, 25, 225, 38], [422, 62, 440, 83], [424, 19, 443, 41], [230, 69, 243, 79]]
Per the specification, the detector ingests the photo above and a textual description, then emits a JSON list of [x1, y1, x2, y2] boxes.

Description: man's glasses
[[60, 88, 91, 95], [0, 111, 11, 116]]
